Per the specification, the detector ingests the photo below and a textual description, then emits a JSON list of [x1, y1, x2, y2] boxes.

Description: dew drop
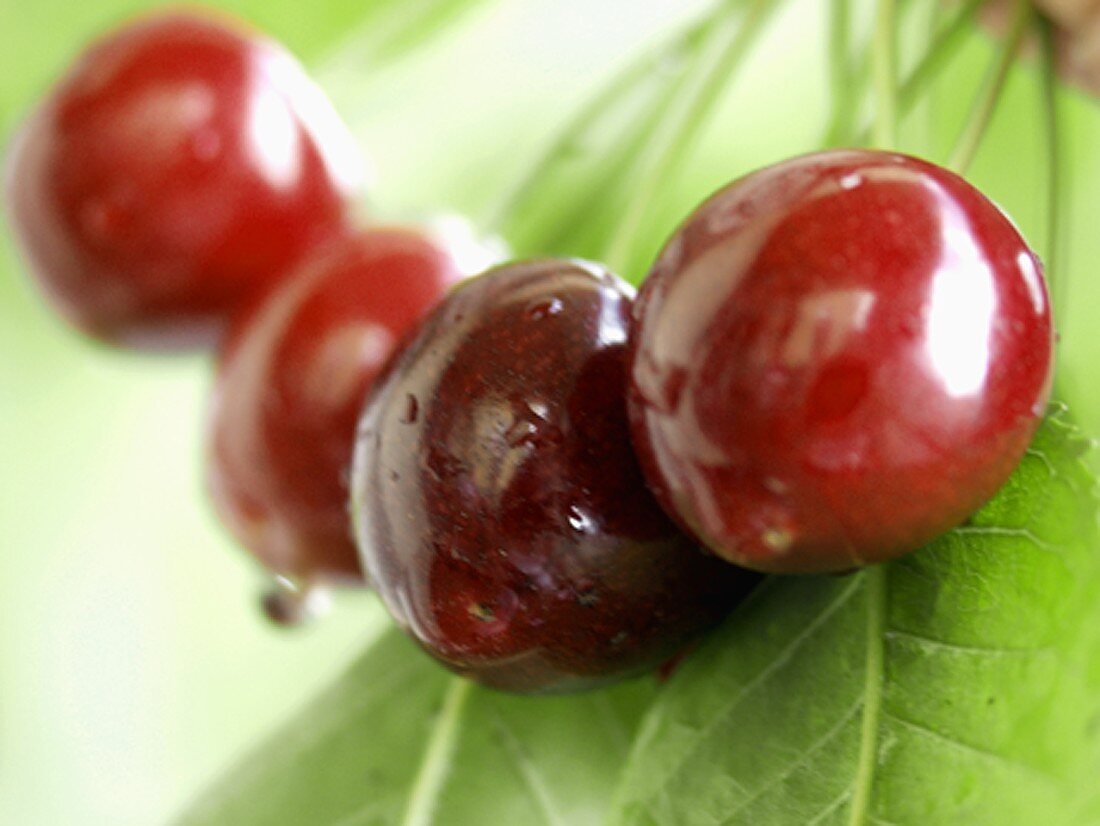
[[260, 576, 331, 628], [400, 393, 419, 424], [504, 417, 538, 447], [526, 399, 550, 422], [567, 504, 597, 534], [525, 297, 563, 321]]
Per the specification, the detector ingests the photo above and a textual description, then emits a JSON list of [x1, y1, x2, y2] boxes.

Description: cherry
[[628, 149, 1054, 574], [207, 224, 486, 585], [351, 259, 757, 692], [4, 10, 362, 349]]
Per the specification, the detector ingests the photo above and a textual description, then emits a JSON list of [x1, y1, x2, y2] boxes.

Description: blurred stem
[[602, 0, 780, 274], [947, 0, 1032, 174], [853, 0, 984, 145], [1038, 15, 1064, 312], [899, 0, 985, 115], [871, 0, 898, 148], [400, 678, 473, 826], [824, 0, 925, 146], [527, 72, 694, 257], [328, 0, 494, 69], [485, 13, 712, 233], [908, 0, 939, 153], [824, 0, 857, 146]]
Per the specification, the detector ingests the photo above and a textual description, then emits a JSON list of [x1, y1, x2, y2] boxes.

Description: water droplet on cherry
[[525, 296, 564, 321], [401, 393, 419, 424], [260, 575, 331, 627]]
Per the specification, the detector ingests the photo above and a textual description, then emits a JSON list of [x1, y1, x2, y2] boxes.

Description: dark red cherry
[[4, 10, 362, 349], [628, 149, 1054, 574], [351, 259, 756, 692], [207, 224, 485, 584]]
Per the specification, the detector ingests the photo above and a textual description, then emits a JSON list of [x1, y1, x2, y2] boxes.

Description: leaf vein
[[884, 628, 1052, 656], [951, 525, 1059, 554], [635, 577, 864, 806], [718, 697, 864, 824], [804, 787, 853, 826], [486, 704, 568, 826], [882, 709, 1058, 785], [400, 678, 473, 826]]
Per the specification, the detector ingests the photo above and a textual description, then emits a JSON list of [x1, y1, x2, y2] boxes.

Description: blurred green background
[[2, 1, 1098, 823]]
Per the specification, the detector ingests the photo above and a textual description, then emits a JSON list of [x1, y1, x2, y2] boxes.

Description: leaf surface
[[179, 628, 655, 826], [607, 413, 1100, 826], [181, 416, 1100, 826]]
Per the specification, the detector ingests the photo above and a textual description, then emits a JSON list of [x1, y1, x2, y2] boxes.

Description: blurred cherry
[[4, 9, 363, 348], [208, 222, 493, 586]]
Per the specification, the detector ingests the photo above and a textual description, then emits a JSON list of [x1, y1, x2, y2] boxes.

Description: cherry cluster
[[5, 10, 1054, 693]]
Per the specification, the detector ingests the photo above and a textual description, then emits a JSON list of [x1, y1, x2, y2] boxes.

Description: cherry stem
[[947, 0, 1033, 174], [907, 0, 940, 152], [853, 0, 985, 146], [1038, 14, 1063, 309], [484, 12, 712, 233], [900, 0, 986, 112], [321, 0, 493, 71], [602, 0, 780, 275], [824, 0, 857, 146], [871, 0, 898, 148]]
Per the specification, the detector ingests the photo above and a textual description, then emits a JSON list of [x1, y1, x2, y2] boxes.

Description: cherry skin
[[4, 10, 362, 349], [351, 259, 757, 693], [207, 224, 484, 585], [628, 149, 1054, 574]]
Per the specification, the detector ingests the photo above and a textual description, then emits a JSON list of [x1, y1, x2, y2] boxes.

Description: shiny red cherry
[[4, 10, 362, 349], [628, 149, 1054, 574], [351, 259, 757, 692], [207, 224, 485, 584]]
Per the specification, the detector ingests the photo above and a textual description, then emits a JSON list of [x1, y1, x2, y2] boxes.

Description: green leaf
[[180, 414, 1100, 826], [178, 626, 655, 826], [607, 412, 1100, 825]]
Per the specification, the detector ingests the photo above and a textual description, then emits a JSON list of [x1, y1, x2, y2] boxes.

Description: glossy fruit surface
[[628, 149, 1054, 574], [4, 10, 362, 348], [351, 259, 756, 692], [208, 225, 479, 584]]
